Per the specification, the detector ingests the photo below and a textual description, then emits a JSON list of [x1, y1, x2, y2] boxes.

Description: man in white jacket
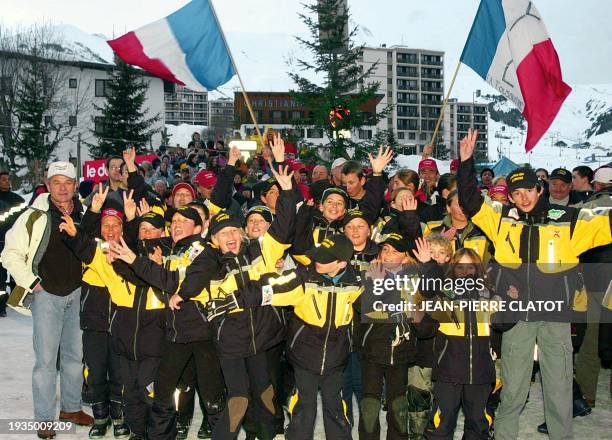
[[2, 161, 93, 439]]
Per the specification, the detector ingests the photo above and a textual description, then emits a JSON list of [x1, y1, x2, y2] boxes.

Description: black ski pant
[[359, 358, 409, 440], [82, 330, 123, 407], [119, 355, 160, 437], [213, 351, 276, 440], [286, 366, 351, 440], [176, 357, 208, 427], [425, 381, 492, 440], [147, 339, 225, 440]]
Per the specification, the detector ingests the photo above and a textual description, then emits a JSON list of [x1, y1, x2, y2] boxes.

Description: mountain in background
[[49, 24, 612, 170]]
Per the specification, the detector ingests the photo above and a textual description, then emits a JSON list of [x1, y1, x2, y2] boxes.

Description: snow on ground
[[1, 309, 610, 439]]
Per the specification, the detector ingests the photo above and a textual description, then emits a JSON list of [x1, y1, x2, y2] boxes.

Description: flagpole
[[430, 59, 461, 156], [209, 0, 266, 151]]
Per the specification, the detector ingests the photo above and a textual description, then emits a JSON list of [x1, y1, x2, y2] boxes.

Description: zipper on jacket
[[133, 289, 143, 361], [506, 232, 516, 253], [271, 306, 283, 324], [311, 296, 322, 320], [290, 324, 305, 349], [235, 257, 256, 355], [390, 342, 395, 366], [469, 304, 473, 384], [526, 224, 533, 321], [437, 339, 449, 364], [217, 318, 226, 341], [321, 287, 335, 375], [361, 323, 374, 347], [81, 289, 90, 313], [109, 310, 117, 335], [563, 275, 570, 305]]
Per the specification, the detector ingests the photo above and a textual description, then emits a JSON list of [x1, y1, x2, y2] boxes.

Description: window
[[94, 116, 105, 134], [95, 79, 110, 97], [408, 132, 416, 140], [68, 78, 77, 89], [398, 132, 405, 139], [69, 116, 77, 127], [420, 133, 428, 141], [358, 129, 372, 140], [272, 111, 283, 123], [291, 111, 301, 120], [307, 128, 323, 139]]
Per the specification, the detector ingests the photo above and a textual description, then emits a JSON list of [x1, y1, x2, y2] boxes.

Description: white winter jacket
[[1, 194, 54, 293]]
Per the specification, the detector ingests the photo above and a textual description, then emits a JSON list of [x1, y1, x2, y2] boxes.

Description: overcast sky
[[3, 0, 611, 98]]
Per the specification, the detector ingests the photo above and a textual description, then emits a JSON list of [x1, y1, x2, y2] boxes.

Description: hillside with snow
[[482, 84, 612, 170]]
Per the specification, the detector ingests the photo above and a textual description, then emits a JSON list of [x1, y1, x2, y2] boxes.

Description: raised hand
[[399, 193, 417, 212], [459, 128, 478, 162], [59, 214, 77, 237], [366, 260, 385, 280], [268, 162, 294, 191], [123, 189, 136, 221], [421, 144, 433, 159], [123, 147, 137, 172], [413, 237, 432, 263], [149, 246, 163, 265], [228, 146, 242, 167], [136, 198, 151, 217], [368, 145, 394, 175], [270, 133, 285, 163], [109, 237, 136, 264], [91, 183, 109, 213]]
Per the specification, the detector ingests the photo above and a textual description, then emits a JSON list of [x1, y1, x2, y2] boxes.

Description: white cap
[[592, 167, 612, 184], [331, 157, 347, 170], [47, 161, 76, 180]]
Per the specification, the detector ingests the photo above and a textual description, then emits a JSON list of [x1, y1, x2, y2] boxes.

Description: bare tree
[[0, 22, 92, 187]]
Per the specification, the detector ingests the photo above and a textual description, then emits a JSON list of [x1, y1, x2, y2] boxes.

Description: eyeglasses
[[108, 166, 122, 171]]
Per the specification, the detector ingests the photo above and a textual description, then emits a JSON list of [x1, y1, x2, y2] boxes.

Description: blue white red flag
[[461, 0, 571, 152], [107, 0, 235, 91]]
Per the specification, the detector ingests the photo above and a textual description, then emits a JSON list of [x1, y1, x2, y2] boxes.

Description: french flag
[[107, 0, 235, 92], [461, 0, 572, 152]]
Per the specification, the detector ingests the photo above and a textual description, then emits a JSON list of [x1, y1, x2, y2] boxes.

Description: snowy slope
[[483, 84, 612, 170]]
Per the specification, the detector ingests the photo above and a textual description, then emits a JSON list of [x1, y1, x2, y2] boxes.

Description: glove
[[206, 294, 240, 321]]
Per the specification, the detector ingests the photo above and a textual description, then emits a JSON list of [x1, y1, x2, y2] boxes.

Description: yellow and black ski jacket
[[458, 157, 612, 322], [197, 189, 297, 359], [128, 234, 214, 343], [63, 230, 166, 360], [420, 261, 498, 385], [425, 216, 493, 264], [236, 264, 364, 376]]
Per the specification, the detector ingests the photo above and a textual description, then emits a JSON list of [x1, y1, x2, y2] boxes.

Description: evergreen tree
[[12, 57, 59, 185], [91, 58, 159, 158], [289, 0, 391, 162]]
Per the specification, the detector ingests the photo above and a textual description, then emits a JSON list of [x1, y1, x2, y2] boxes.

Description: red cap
[[101, 208, 123, 222], [172, 182, 196, 199], [489, 184, 509, 198], [418, 159, 438, 172], [194, 170, 217, 188], [450, 159, 460, 172]]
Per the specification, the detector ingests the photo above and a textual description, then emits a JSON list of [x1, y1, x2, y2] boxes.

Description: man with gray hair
[[2, 161, 93, 439]]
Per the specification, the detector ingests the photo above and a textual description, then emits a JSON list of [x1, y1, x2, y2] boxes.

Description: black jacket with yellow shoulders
[[199, 188, 297, 359], [63, 230, 166, 360], [238, 264, 364, 376], [419, 261, 498, 385], [129, 234, 213, 344], [426, 216, 493, 264], [458, 157, 612, 322]]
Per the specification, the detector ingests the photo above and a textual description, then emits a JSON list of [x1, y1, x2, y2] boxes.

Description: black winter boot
[[89, 403, 110, 439], [109, 401, 129, 438]]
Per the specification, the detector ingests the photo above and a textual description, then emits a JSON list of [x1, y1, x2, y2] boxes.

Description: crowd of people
[[0, 129, 610, 440]]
